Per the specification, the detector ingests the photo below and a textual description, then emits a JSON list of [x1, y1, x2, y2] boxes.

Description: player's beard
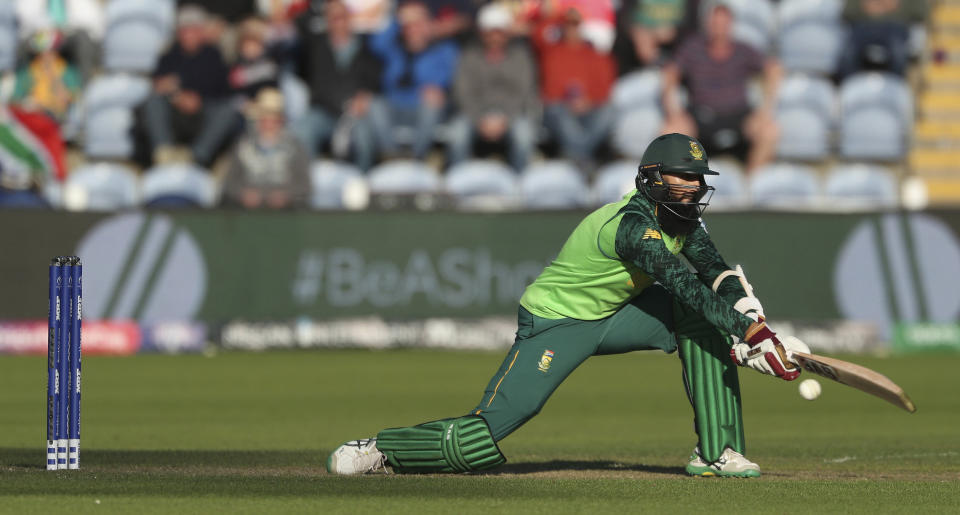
[[657, 202, 700, 237]]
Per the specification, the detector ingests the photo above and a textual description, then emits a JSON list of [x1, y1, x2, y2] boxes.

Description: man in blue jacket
[[369, 1, 458, 160]]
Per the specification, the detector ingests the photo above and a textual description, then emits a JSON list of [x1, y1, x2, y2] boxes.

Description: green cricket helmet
[[635, 133, 717, 223]]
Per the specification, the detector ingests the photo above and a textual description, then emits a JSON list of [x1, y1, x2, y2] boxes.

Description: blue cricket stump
[[47, 256, 82, 471], [57, 259, 71, 469], [46, 258, 61, 471], [69, 258, 82, 469]]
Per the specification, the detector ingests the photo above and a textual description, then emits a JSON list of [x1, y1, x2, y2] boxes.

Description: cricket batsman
[[327, 133, 810, 477]]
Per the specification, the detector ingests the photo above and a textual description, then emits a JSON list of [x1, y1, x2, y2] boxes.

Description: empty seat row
[[26, 158, 899, 212]]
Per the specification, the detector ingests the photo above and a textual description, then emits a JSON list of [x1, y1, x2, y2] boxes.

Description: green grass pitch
[[1, 349, 958, 513]]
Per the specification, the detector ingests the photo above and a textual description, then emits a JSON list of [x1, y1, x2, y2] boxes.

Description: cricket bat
[[790, 351, 917, 413]]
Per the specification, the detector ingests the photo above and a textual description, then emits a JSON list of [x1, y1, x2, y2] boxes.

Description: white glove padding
[[730, 326, 807, 381], [779, 335, 811, 361], [713, 265, 764, 322]]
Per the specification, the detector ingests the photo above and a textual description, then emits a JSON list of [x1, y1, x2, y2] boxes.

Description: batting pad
[[376, 416, 506, 473], [676, 312, 745, 464]]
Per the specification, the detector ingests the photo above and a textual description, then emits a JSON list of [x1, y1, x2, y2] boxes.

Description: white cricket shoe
[[685, 447, 761, 477], [326, 438, 390, 475]]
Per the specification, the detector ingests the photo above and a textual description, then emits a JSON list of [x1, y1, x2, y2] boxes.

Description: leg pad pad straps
[[676, 311, 746, 464], [376, 416, 506, 473]]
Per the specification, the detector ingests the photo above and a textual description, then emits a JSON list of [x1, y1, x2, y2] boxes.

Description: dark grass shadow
[[495, 460, 685, 477], [1, 448, 307, 470]]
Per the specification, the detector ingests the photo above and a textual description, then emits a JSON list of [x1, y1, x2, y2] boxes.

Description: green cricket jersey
[[519, 190, 755, 339]]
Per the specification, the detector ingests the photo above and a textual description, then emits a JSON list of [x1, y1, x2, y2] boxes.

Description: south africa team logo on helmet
[[689, 141, 704, 160], [537, 350, 555, 373]]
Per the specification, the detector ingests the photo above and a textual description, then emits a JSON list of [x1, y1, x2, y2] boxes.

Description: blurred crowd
[[0, 0, 930, 209]]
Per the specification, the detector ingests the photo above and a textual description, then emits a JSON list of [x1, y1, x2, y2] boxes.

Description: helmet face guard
[[635, 162, 715, 221]]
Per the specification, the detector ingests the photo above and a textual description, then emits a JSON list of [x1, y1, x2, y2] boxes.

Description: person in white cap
[[447, 3, 539, 171], [221, 88, 310, 209]]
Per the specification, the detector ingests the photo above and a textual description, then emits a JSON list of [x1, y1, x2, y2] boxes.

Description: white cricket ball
[[799, 378, 822, 401]]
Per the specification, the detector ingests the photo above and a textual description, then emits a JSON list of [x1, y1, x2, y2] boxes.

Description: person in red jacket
[[532, 3, 617, 168]]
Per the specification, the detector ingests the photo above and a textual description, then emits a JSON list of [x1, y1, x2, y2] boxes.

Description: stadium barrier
[[2, 209, 960, 354]]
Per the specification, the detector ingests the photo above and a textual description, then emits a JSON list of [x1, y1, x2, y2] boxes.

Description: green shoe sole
[[685, 463, 761, 478]]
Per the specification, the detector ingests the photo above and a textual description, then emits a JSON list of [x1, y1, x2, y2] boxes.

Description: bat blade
[[791, 352, 917, 413]]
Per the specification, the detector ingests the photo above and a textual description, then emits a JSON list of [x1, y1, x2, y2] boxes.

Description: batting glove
[[730, 321, 802, 381]]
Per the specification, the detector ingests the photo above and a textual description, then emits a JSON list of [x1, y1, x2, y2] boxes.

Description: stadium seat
[[84, 108, 135, 159], [520, 160, 588, 209], [777, 0, 845, 74], [309, 159, 366, 209], [839, 73, 913, 161], [81, 74, 152, 159], [706, 158, 749, 208], [749, 163, 820, 207], [0, 1, 16, 72], [611, 70, 661, 111], [84, 74, 152, 112], [0, 189, 49, 208], [611, 107, 663, 159], [141, 164, 218, 208], [775, 75, 836, 161], [715, 0, 776, 51], [367, 160, 440, 194], [103, 0, 175, 72], [445, 160, 520, 210], [63, 163, 140, 211], [591, 160, 638, 206], [824, 163, 898, 208]]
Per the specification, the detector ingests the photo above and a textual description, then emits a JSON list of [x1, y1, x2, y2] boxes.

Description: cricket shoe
[[326, 438, 390, 475], [685, 447, 761, 478]]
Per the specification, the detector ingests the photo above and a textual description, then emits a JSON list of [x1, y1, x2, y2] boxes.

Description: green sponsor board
[[1, 210, 960, 344], [893, 323, 960, 353]]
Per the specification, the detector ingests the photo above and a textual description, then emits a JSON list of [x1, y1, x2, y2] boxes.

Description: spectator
[[448, 3, 538, 171], [256, 0, 308, 61], [143, 6, 239, 167], [628, 0, 687, 66], [342, 0, 394, 34], [369, 1, 458, 160], [531, 4, 617, 167], [12, 30, 82, 123], [229, 18, 282, 102], [661, 2, 780, 173], [222, 88, 310, 209], [179, 0, 259, 62], [422, 0, 477, 42], [294, 0, 382, 171], [839, 0, 927, 78], [16, 0, 104, 82]]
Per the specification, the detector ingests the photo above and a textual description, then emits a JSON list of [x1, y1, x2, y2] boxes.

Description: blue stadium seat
[[611, 107, 663, 159], [309, 159, 365, 209], [591, 160, 638, 206], [445, 159, 519, 209], [775, 74, 836, 161], [84, 108, 135, 159], [367, 159, 440, 194], [63, 163, 140, 211], [611, 70, 661, 111], [706, 158, 749, 208], [839, 73, 912, 161], [749, 163, 820, 207], [0, 1, 16, 72], [520, 160, 588, 209], [103, 0, 174, 72], [0, 189, 49, 208], [82, 74, 152, 159], [142, 163, 217, 208], [84, 74, 152, 111], [824, 163, 898, 208], [717, 0, 776, 51], [778, 0, 845, 74]]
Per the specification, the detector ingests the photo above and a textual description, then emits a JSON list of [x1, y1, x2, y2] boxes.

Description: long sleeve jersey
[[519, 190, 754, 340]]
